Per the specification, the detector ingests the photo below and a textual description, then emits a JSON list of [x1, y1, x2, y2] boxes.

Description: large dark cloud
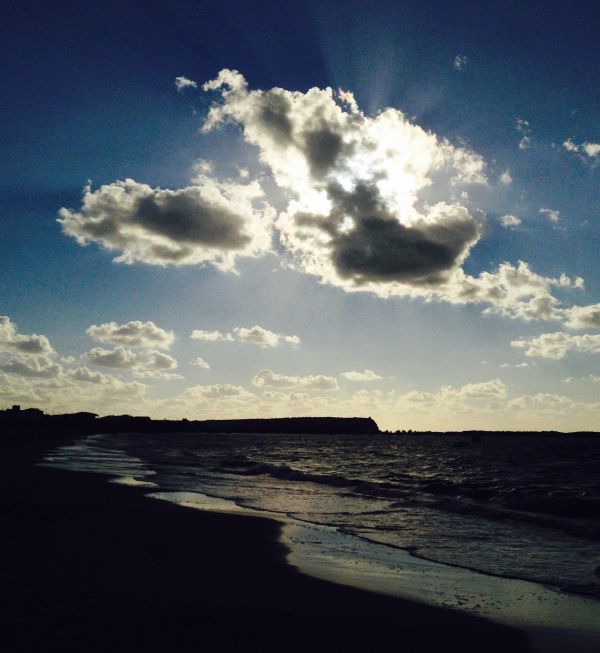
[[295, 182, 482, 285]]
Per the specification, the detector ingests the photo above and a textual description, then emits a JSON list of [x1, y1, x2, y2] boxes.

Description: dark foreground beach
[[0, 438, 533, 653]]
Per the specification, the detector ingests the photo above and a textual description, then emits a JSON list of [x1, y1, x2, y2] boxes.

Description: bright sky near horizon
[[1, 1, 600, 430]]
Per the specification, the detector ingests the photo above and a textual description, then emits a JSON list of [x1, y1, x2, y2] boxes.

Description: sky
[[1, 0, 600, 430]]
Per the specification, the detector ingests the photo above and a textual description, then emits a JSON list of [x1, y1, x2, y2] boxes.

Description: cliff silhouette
[[0, 405, 380, 441]]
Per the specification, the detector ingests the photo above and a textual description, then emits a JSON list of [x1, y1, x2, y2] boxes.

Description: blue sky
[[1, 1, 599, 429]]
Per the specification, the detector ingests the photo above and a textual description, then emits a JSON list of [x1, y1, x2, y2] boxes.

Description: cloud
[[175, 76, 197, 91], [68, 367, 115, 385], [563, 138, 600, 161], [582, 142, 600, 158], [516, 119, 532, 150], [0, 316, 54, 355], [198, 71, 600, 326], [499, 214, 521, 229], [180, 383, 252, 399], [202, 69, 487, 296], [512, 332, 600, 359], [232, 325, 299, 347], [191, 325, 299, 347], [84, 346, 179, 372], [190, 357, 210, 369], [85, 346, 139, 369], [133, 370, 184, 381], [58, 177, 273, 270], [519, 136, 532, 150], [86, 320, 175, 349], [341, 369, 382, 381], [251, 369, 338, 390], [539, 208, 560, 223], [0, 355, 62, 379], [190, 329, 229, 342], [499, 170, 512, 185], [564, 303, 600, 329], [453, 55, 468, 71]]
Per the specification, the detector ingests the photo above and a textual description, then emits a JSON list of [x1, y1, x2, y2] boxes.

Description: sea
[[44, 430, 600, 637]]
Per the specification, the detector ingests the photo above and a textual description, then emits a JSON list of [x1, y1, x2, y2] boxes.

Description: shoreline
[[1, 437, 532, 653]]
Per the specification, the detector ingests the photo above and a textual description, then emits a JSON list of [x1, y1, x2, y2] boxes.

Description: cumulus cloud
[[512, 332, 600, 359], [84, 346, 179, 373], [190, 357, 210, 369], [86, 320, 174, 349], [175, 76, 197, 91], [0, 316, 54, 355], [453, 55, 468, 71], [499, 170, 512, 185], [516, 119, 532, 150], [68, 367, 115, 385], [180, 383, 252, 399], [563, 138, 600, 162], [0, 355, 62, 379], [564, 303, 600, 329], [133, 370, 184, 381], [251, 369, 338, 390], [198, 71, 600, 326], [518, 136, 532, 150], [341, 369, 382, 381], [202, 69, 487, 295], [58, 177, 273, 270], [499, 214, 521, 229], [539, 208, 560, 224], [191, 325, 299, 347]]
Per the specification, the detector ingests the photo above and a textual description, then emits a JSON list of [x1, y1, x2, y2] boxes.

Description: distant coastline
[[0, 405, 379, 440], [2, 405, 599, 441]]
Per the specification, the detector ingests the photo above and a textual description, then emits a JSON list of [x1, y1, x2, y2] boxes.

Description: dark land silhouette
[[0, 404, 379, 442]]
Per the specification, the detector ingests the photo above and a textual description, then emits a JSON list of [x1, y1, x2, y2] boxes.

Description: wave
[[219, 455, 600, 542]]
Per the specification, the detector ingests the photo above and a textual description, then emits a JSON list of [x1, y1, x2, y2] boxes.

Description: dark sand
[[0, 438, 533, 653]]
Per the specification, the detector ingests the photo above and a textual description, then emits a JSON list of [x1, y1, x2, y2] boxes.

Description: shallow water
[[44, 431, 600, 600]]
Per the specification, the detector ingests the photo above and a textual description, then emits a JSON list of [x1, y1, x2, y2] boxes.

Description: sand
[[0, 437, 533, 653]]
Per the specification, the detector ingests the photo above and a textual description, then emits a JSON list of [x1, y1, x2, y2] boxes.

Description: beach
[[0, 436, 533, 653]]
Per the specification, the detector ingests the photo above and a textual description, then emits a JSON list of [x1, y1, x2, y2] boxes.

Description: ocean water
[[45, 431, 600, 601]]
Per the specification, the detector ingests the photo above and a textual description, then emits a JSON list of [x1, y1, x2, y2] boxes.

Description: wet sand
[[0, 438, 532, 653]]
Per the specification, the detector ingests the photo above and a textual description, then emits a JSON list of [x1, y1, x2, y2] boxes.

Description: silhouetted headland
[[0, 405, 379, 442]]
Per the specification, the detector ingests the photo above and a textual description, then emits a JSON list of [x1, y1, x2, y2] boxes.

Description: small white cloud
[[87, 320, 174, 349], [453, 55, 468, 71], [341, 369, 382, 381], [564, 303, 600, 329], [252, 369, 338, 391], [539, 208, 560, 223], [190, 357, 210, 369], [563, 138, 579, 153], [191, 325, 299, 347], [499, 170, 512, 185], [563, 138, 600, 161], [84, 346, 179, 371], [519, 136, 532, 150], [133, 370, 184, 381], [512, 332, 600, 359], [499, 214, 521, 229], [0, 316, 54, 355], [582, 142, 600, 158], [516, 120, 532, 150], [175, 76, 198, 91]]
